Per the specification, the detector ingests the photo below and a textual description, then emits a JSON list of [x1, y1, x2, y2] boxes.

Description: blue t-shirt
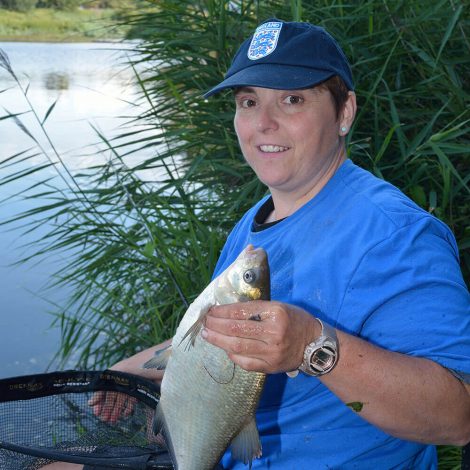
[[213, 159, 470, 469]]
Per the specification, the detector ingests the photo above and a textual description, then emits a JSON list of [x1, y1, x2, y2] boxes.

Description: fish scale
[[163, 338, 266, 469]]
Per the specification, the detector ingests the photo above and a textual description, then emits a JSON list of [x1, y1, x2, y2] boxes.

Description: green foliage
[[0, 7, 127, 41], [437, 444, 462, 469], [117, 0, 470, 281], [0, 2, 467, 465], [36, 0, 81, 10], [0, 0, 37, 12], [0, 0, 468, 385], [82, 0, 137, 8]]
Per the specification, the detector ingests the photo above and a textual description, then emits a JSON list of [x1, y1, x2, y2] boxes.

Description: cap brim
[[203, 63, 337, 98]]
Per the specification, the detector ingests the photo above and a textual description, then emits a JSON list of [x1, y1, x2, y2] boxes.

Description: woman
[[93, 19, 470, 469]]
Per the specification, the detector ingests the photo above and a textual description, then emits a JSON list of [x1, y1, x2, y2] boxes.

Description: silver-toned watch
[[298, 319, 339, 377]]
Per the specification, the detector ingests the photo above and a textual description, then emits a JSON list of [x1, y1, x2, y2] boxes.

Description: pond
[[0, 41, 143, 379]]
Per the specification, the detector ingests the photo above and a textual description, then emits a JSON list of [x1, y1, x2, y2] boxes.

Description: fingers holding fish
[[205, 313, 270, 339], [202, 325, 271, 372], [203, 301, 280, 341], [203, 301, 321, 374], [201, 310, 294, 373], [206, 300, 274, 322]]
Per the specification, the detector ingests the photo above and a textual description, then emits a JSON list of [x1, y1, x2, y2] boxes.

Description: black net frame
[[0, 370, 174, 470]]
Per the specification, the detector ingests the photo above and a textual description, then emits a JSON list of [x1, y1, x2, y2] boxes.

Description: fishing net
[[0, 370, 173, 469]]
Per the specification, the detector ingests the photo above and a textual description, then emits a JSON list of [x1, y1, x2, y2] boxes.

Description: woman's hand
[[88, 389, 138, 424], [89, 341, 170, 422], [201, 300, 320, 374]]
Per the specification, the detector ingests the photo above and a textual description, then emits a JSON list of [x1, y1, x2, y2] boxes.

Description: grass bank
[[0, 8, 129, 42]]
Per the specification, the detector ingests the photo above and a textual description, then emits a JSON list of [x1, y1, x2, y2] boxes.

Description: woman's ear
[[339, 91, 357, 135]]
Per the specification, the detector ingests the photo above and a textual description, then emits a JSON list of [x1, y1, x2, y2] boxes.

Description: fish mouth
[[244, 244, 263, 255], [238, 289, 261, 302], [243, 245, 267, 263]]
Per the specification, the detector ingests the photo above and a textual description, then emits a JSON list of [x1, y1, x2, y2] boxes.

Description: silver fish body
[[151, 245, 270, 470]]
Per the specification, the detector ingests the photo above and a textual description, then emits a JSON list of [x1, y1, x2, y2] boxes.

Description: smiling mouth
[[259, 145, 290, 153]]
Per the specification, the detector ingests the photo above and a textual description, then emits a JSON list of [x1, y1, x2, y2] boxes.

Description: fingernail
[[201, 328, 208, 339]]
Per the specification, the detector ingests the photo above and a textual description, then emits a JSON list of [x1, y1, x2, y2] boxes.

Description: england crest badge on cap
[[247, 21, 283, 61]]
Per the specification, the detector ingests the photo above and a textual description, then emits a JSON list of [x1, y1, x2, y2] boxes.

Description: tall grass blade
[[0, 2, 468, 415], [41, 97, 60, 125]]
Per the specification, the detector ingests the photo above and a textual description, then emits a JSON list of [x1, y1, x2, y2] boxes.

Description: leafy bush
[[0, 0, 37, 11], [0, 8, 128, 41], [81, 0, 136, 8], [35, 0, 81, 9]]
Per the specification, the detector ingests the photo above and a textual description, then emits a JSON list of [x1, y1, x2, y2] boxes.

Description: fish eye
[[243, 269, 257, 284]]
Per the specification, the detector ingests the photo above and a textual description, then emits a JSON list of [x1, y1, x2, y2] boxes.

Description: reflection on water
[[0, 41, 144, 174], [0, 41, 137, 89], [0, 41, 145, 379], [44, 72, 69, 90]]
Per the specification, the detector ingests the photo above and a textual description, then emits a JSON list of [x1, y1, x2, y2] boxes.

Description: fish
[[144, 245, 270, 470]]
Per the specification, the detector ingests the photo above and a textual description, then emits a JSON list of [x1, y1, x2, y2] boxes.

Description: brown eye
[[241, 98, 256, 108], [243, 269, 257, 284], [283, 95, 303, 105]]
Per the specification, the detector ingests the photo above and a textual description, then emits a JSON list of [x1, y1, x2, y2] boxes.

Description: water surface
[[0, 41, 141, 378]]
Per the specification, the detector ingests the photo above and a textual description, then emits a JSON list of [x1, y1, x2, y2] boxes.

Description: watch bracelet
[[299, 319, 339, 377]]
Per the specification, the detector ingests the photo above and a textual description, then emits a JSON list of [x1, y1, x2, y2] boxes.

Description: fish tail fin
[[142, 344, 172, 370], [230, 417, 262, 467]]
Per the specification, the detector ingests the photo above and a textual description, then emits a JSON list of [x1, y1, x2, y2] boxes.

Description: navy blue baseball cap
[[204, 19, 354, 97]]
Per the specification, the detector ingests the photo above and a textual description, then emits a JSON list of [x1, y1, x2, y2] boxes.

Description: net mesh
[[0, 370, 172, 470]]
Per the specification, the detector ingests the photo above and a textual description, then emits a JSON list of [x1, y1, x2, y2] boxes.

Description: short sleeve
[[338, 217, 470, 377]]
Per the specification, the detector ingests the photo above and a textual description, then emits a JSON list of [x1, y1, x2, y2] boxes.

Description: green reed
[[1, 0, 468, 382], [0, 2, 468, 466]]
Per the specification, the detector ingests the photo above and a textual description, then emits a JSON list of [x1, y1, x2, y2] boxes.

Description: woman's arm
[[202, 301, 470, 446], [108, 338, 172, 380], [325, 326, 470, 445]]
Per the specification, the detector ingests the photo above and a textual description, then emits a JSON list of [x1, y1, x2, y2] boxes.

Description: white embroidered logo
[[247, 21, 283, 61]]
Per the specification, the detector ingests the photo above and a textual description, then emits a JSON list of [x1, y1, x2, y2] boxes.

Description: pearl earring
[[341, 126, 347, 133]]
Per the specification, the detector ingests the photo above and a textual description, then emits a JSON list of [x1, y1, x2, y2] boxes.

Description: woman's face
[[234, 86, 354, 197]]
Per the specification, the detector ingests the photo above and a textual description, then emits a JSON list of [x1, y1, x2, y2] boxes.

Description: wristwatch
[[298, 319, 339, 377]]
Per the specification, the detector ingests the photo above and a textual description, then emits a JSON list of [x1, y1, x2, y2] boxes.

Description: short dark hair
[[317, 75, 350, 120]]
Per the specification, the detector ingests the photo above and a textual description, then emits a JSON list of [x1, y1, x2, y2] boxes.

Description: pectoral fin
[[179, 305, 210, 350], [230, 417, 262, 468], [142, 344, 172, 370]]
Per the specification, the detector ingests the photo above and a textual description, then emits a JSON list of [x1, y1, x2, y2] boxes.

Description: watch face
[[311, 346, 336, 370]]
